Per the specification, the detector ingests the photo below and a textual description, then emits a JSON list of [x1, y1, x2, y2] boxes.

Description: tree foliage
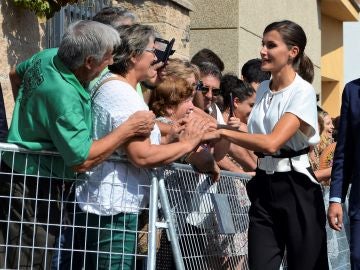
[[11, 0, 79, 18]]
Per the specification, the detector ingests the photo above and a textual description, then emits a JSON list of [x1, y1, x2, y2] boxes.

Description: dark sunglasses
[[196, 81, 221, 96]]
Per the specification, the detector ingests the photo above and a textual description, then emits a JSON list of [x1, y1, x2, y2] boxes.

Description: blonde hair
[[318, 110, 329, 135], [163, 58, 200, 81]]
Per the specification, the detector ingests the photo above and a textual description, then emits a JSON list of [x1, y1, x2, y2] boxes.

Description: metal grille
[[0, 143, 350, 269], [159, 164, 252, 270], [0, 143, 152, 270], [46, 0, 111, 48]]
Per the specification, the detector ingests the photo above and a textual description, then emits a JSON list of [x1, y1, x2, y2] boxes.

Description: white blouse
[[248, 73, 320, 152], [248, 73, 320, 184], [76, 72, 161, 215]]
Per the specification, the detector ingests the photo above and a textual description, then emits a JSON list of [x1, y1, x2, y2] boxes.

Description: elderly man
[[0, 20, 154, 269]]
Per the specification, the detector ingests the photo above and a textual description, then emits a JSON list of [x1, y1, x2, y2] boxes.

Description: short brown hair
[[149, 77, 194, 117]]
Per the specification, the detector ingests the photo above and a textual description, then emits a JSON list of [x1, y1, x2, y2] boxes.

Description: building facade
[[190, 0, 322, 95], [190, 0, 360, 117], [321, 0, 359, 116], [1, 0, 359, 122]]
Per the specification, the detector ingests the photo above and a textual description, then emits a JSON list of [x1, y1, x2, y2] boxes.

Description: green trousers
[[76, 211, 138, 270]]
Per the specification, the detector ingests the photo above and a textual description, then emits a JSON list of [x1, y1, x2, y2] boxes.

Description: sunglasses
[[196, 81, 221, 96]]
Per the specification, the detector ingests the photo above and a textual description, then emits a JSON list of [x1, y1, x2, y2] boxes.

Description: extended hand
[[179, 118, 208, 148], [165, 120, 186, 143], [189, 107, 217, 132], [202, 130, 221, 143], [126, 111, 155, 137]]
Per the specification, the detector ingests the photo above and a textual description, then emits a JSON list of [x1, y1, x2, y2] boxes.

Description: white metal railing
[[0, 143, 350, 269]]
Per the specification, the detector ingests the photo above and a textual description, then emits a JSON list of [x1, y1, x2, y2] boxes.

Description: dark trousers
[[246, 169, 329, 270], [350, 218, 360, 270], [0, 162, 67, 269]]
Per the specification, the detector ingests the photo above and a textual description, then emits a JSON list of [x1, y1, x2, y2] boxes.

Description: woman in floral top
[[309, 109, 335, 184]]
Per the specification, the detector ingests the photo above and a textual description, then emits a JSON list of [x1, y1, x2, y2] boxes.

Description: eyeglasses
[[196, 81, 221, 96], [144, 47, 156, 55]]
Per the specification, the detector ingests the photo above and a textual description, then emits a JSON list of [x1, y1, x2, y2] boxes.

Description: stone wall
[[112, 0, 193, 59], [0, 0, 192, 124], [0, 0, 46, 122], [190, 0, 239, 74]]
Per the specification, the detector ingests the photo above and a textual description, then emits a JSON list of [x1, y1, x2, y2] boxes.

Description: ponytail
[[297, 53, 314, 84]]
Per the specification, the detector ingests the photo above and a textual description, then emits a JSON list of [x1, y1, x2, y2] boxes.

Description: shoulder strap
[[90, 76, 126, 101]]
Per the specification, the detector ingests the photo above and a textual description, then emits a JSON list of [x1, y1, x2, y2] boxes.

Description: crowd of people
[[0, 5, 354, 270]]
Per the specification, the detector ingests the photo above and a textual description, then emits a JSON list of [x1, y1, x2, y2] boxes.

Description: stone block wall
[[0, 0, 46, 123], [113, 0, 193, 59], [0, 0, 192, 124]]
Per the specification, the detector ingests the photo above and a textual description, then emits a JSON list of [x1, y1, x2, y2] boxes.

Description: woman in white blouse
[[207, 20, 328, 270], [75, 24, 211, 270]]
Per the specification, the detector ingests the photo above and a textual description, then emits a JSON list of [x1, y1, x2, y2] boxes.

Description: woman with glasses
[[206, 20, 328, 270], [74, 24, 210, 270]]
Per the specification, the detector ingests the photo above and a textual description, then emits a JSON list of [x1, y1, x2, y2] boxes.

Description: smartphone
[[154, 38, 175, 64], [229, 92, 235, 119]]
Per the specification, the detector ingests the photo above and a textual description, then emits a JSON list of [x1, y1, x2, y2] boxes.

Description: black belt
[[255, 147, 310, 158]]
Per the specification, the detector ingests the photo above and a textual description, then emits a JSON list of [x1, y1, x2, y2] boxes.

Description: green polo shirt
[[3, 48, 93, 178]]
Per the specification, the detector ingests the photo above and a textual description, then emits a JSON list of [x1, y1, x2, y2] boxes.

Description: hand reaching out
[[125, 111, 155, 137], [179, 118, 209, 149]]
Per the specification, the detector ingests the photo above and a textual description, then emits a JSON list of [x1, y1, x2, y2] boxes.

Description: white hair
[[57, 20, 120, 70]]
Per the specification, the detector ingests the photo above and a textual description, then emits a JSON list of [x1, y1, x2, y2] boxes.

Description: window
[[46, 0, 111, 48]]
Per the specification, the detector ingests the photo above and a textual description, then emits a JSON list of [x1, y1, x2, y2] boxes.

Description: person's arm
[[186, 148, 221, 182], [157, 121, 173, 140], [328, 84, 353, 231], [9, 68, 22, 100], [216, 155, 246, 174], [212, 138, 230, 161], [225, 117, 257, 171], [208, 112, 302, 154], [73, 111, 155, 172], [314, 167, 331, 184], [228, 143, 257, 171], [124, 118, 208, 168], [157, 120, 186, 144], [192, 107, 217, 125]]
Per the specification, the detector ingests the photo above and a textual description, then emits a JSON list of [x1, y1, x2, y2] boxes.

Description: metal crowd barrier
[[156, 163, 252, 270], [0, 143, 154, 270], [0, 143, 350, 270]]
